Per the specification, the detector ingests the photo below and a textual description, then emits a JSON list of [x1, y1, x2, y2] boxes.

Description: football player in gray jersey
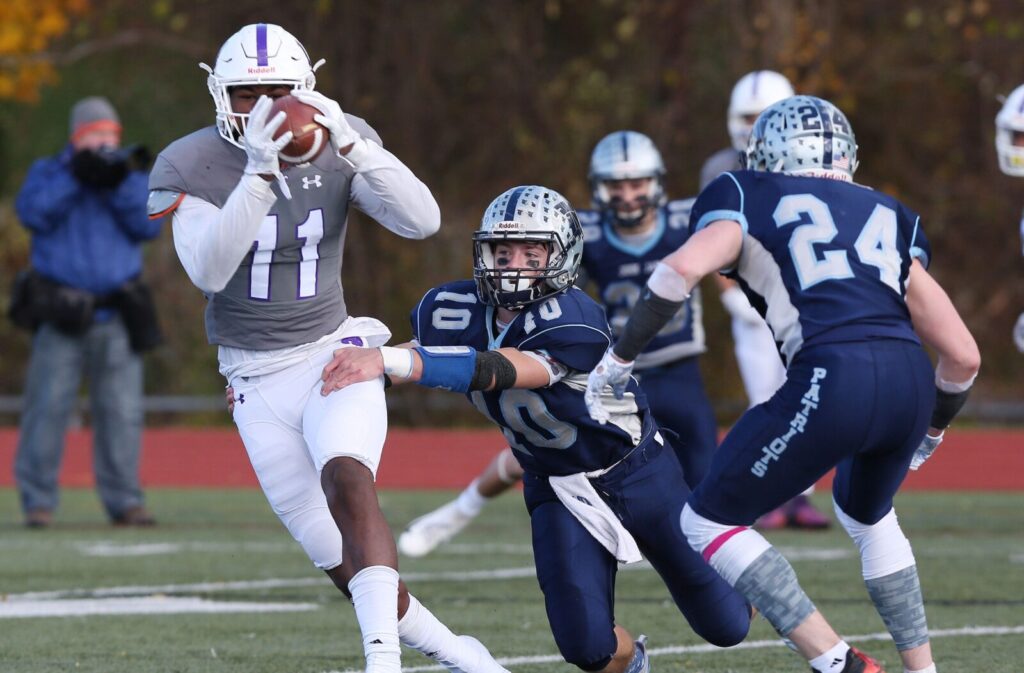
[[698, 70, 830, 531], [149, 23, 507, 673]]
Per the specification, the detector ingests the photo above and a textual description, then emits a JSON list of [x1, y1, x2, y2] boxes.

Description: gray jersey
[[150, 119, 382, 350], [699, 147, 742, 190]]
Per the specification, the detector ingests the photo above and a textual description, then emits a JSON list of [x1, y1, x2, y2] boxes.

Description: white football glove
[[291, 90, 363, 161], [909, 432, 943, 471], [585, 349, 635, 425], [1014, 311, 1024, 353], [243, 95, 293, 200]]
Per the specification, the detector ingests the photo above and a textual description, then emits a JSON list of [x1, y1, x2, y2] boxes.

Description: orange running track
[[0, 427, 1020, 490]]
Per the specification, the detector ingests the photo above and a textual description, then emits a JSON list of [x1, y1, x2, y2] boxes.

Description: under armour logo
[[302, 175, 323, 190], [237, 394, 245, 405]]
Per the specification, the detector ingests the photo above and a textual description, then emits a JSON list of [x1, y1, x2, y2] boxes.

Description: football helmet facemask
[[588, 130, 666, 229], [728, 70, 795, 152], [745, 95, 859, 181], [201, 23, 325, 149], [996, 83, 1024, 177], [474, 185, 584, 310]]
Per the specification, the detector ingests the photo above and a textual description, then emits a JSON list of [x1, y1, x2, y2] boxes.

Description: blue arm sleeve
[[105, 171, 162, 242], [14, 158, 81, 234]]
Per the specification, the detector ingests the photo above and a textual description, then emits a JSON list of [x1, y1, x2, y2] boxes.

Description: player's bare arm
[[905, 259, 981, 384], [321, 345, 552, 395]]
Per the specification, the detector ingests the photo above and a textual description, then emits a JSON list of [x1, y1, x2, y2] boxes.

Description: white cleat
[[444, 635, 510, 673], [398, 501, 473, 557]]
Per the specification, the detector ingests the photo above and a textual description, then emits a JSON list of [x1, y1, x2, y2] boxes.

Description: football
[[268, 94, 329, 164]]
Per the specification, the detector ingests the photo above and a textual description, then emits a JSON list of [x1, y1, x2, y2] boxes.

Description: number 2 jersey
[[411, 281, 656, 477], [691, 170, 931, 365], [579, 200, 705, 369]]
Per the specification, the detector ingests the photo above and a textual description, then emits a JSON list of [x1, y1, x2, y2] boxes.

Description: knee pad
[[833, 501, 915, 580], [282, 502, 343, 570], [680, 504, 771, 585]]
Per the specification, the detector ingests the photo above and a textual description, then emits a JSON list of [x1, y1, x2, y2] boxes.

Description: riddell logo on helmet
[[495, 222, 522, 230], [247, 66, 277, 74]]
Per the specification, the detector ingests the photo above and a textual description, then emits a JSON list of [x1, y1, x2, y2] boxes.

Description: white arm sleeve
[[348, 139, 440, 240], [171, 174, 277, 293]]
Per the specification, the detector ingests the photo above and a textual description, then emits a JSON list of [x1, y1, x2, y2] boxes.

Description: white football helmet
[[588, 130, 666, 228], [474, 185, 584, 309], [728, 70, 795, 152], [201, 23, 325, 148], [996, 83, 1024, 176], [745, 95, 858, 181]]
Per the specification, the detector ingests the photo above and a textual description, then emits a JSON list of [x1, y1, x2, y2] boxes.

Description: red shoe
[[787, 495, 831, 529], [846, 647, 885, 673], [756, 506, 788, 530]]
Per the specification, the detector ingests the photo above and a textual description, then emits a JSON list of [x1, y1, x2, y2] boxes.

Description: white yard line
[[0, 596, 319, 618], [323, 625, 1024, 673]]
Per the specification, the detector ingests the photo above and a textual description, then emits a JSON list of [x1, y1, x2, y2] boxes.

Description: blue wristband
[[414, 346, 478, 393]]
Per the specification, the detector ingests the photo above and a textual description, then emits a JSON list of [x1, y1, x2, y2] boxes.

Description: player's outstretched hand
[[909, 431, 944, 471], [1014, 311, 1024, 353], [225, 386, 235, 414], [321, 346, 385, 396], [585, 348, 635, 425], [291, 90, 359, 157], [243, 95, 293, 199]]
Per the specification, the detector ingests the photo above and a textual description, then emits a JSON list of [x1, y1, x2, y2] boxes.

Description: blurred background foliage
[[0, 0, 1021, 425]]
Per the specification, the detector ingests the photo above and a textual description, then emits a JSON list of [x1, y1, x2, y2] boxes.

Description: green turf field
[[0, 488, 1021, 673]]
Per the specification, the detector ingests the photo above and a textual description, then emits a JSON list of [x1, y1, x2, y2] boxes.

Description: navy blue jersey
[[411, 280, 654, 476], [580, 200, 705, 368], [690, 171, 930, 366]]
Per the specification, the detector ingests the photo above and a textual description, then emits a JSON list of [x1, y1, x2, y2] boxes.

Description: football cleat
[[755, 506, 789, 530], [812, 647, 885, 673], [787, 495, 831, 530], [444, 635, 511, 673], [398, 500, 473, 557], [630, 635, 650, 673]]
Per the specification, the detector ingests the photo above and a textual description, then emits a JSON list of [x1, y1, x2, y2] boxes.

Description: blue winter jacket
[[15, 145, 162, 297]]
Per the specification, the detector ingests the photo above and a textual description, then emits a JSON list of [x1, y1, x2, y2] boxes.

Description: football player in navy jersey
[[700, 70, 831, 531], [994, 83, 1024, 353], [321, 185, 753, 673], [396, 131, 719, 558], [588, 97, 980, 673]]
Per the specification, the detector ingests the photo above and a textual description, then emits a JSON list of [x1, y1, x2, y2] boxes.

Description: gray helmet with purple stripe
[[474, 185, 584, 309], [745, 95, 859, 181]]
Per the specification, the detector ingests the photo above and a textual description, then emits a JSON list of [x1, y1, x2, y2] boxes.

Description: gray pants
[[14, 317, 145, 519]]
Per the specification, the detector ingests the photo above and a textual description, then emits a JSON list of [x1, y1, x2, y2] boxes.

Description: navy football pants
[[635, 356, 718, 488], [692, 340, 935, 526], [524, 438, 750, 671]]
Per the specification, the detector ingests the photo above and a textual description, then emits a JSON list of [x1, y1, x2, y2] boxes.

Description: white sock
[[809, 641, 851, 673], [349, 566, 402, 673], [398, 594, 475, 667], [455, 479, 488, 517], [906, 665, 937, 673]]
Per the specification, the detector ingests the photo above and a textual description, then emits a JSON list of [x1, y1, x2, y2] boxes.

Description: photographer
[[13, 96, 162, 528]]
